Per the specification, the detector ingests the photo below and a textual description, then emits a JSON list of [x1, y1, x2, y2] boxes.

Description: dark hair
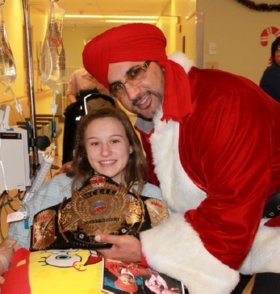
[[271, 37, 280, 63], [70, 107, 148, 193]]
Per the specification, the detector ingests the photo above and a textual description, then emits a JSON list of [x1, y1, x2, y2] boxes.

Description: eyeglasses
[[109, 61, 151, 99]]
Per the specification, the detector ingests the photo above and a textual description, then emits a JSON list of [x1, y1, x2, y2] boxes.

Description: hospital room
[[0, 0, 280, 293]]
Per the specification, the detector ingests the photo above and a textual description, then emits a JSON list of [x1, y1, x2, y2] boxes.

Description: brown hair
[[69, 107, 148, 193]]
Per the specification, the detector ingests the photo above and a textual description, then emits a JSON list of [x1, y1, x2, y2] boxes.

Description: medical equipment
[[0, 1, 29, 194], [40, 0, 65, 164], [0, 126, 31, 193], [0, 102, 31, 194], [21, 152, 54, 204], [41, 0, 65, 90], [0, 0, 16, 90]]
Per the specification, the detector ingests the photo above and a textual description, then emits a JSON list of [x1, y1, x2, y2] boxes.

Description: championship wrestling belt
[[30, 175, 168, 251]]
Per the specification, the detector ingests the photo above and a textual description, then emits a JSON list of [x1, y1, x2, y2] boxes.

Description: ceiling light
[[64, 14, 158, 20], [105, 19, 157, 24], [64, 14, 103, 19], [105, 15, 158, 20]]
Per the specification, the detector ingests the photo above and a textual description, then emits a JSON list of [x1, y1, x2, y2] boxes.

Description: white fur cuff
[[240, 221, 280, 275], [140, 213, 239, 294]]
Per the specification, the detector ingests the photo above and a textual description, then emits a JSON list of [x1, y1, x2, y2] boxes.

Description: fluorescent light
[[105, 15, 158, 20], [64, 14, 103, 19], [64, 14, 158, 20], [105, 19, 157, 24]]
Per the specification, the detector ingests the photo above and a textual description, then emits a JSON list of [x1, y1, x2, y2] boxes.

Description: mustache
[[132, 90, 162, 107]]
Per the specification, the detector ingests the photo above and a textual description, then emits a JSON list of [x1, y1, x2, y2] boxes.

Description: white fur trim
[[146, 52, 238, 293], [240, 222, 280, 275], [169, 52, 193, 73], [151, 108, 205, 212], [141, 214, 239, 294]]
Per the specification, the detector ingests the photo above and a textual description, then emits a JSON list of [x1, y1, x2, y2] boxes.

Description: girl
[[0, 108, 163, 293]]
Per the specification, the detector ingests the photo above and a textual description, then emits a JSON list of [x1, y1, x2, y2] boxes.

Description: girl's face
[[84, 117, 132, 184]]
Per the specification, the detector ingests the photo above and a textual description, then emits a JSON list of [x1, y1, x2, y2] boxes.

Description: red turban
[[83, 23, 192, 121]]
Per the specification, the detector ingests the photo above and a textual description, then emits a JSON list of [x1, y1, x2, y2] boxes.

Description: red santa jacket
[[137, 64, 280, 293]]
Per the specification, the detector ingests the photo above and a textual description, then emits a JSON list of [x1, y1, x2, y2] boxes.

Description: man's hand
[[95, 234, 142, 263]]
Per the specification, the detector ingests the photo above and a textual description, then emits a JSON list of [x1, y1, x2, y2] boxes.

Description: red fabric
[[82, 23, 192, 122], [135, 126, 159, 186], [83, 23, 167, 89], [180, 67, 280, 269], [141, 66, 280, 269], [265, 215, 280, 227], [1, 248, 31, 294], [158, 59, 192, 122], [139, 252, 149, 268]]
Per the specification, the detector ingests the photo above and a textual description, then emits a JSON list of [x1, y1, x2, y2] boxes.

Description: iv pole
[[22, 0, 39, 172]]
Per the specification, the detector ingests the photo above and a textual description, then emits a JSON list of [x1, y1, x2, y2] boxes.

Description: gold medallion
[[144, 198, 169, 227], [58, 176, 145, 245], [32, 209, 56, 250]]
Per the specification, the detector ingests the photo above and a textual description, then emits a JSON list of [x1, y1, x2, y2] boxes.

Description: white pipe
[[22, 0, 39, 173]]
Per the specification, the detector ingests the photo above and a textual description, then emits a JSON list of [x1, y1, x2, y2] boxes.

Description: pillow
[[1, 248, 103, 294]]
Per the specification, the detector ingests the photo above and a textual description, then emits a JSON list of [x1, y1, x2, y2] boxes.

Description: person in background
[[260, 36, 280, 102], [0, 107, 163, 289], [66, 67, 109, 104], [62, 92, 116, 164], [82, 23, 280, 293], [63, 67, 114, 164]]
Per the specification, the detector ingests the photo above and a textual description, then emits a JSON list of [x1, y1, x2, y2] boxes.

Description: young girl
[[70, 105, 149, 194], [0, 108, 164, 293]]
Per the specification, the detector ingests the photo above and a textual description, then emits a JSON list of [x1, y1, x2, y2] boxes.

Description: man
[[66, 67, 109, 103], [260, 37, 280, 102], [82, 23, 280, 293]]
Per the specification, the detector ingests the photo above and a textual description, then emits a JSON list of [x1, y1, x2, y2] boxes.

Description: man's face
[[108, 61, 164, 120]]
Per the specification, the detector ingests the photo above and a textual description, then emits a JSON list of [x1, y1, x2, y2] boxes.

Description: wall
[[161, 0, 196, 59], [29, 6, 48, 92], [3, 1, 48, 96], [2, 0, 280, 118], [154, 0, 280, 84], [62, 24, 116, 78], [3, 0, 26, 96], [1, 1, 50, 124], [157, 15, 180, 55], [197, 0, 280, 83]]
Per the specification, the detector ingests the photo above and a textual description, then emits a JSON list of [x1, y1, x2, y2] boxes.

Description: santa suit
[[137, 56, 280, 293], [82, 23, 280, 294]]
